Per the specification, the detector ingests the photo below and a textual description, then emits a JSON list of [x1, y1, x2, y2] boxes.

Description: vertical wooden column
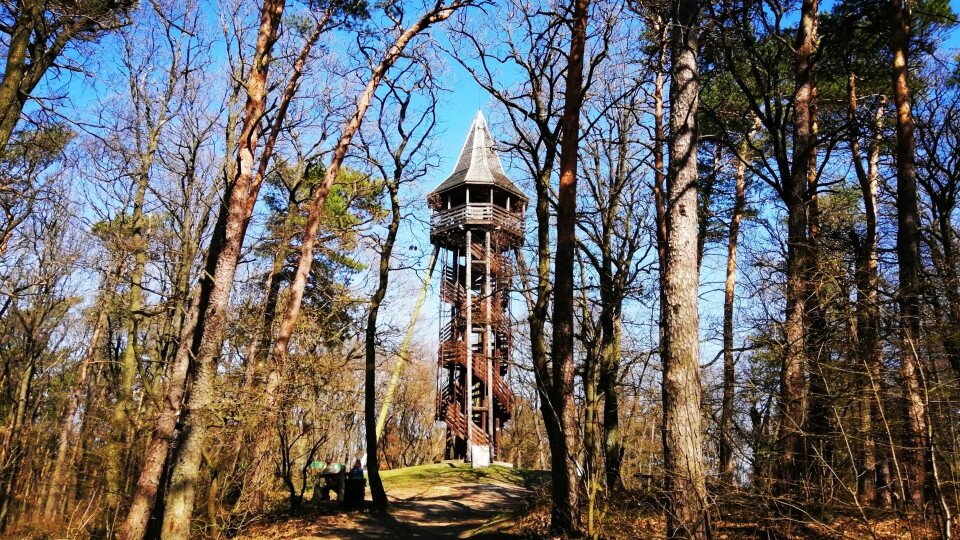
[[485, 230, 494, 459], [449, 246, 458, 458], [465, 230, 473, 461], [450, 246, 457, 389]]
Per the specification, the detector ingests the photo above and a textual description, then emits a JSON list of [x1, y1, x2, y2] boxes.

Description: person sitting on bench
[[317, 458, 345, 501], [348, 459, 363, 479]]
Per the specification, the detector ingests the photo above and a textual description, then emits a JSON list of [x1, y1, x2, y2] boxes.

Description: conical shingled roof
[[429, 111, 527, 202]]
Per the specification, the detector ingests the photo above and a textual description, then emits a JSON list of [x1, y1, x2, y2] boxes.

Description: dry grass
[[508, 486, 944, 540]]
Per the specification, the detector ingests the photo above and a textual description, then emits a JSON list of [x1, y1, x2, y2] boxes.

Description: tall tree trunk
[[511, 134, 556, 540], [119, 81, 245, 540], [582, 300, 601, 525], [652, 12, 670, 397], [364, 182, 401, 511], [598, 119, 630, 492], [108, 122, 163, 524], [804, 66, 830, 501], [548, 0, 589, 533], [777, 0, 817, 498], [121, 250, 210, 540], [153, 1, 286, 537], [0, 1, 39, 152], [258, 1, 469, 513], [519, 162, 556, 535], [848, 72, 892, 509], [890, 0, 928, 507], [720, 137, 749, 484], [231, 18, 331, 505], [662, 0, 709, 536]]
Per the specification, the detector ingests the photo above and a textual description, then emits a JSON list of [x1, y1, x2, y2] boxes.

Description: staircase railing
[[436, 382, 490, 446]]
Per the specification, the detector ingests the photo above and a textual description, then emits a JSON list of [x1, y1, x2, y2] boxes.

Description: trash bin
[[344, 477, 366, 509]]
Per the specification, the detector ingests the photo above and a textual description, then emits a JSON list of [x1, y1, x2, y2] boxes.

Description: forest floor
[[236, 463, 547, 539], [237, 463, 945, 539]]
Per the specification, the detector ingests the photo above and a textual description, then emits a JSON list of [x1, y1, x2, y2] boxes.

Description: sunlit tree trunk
[[777, 0, 817, 498], [720, 137, 749, 484], [548, 0, 589, 533], [662, 0, 709, 536], [148, 2, 287, 538], [233, 13, 333, 512], [120, 80, 244, 540], [890, 0, 929, 507], [848, 71, 892, 509]]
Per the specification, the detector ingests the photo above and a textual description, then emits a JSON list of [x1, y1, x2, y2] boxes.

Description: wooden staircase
[[436, 383, 490, 447], [438, 340, 512, 415], [436, 243, 515, 460]]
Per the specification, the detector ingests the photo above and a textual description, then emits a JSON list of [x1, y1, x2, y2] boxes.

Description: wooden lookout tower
[[430, 111, 526, 464]]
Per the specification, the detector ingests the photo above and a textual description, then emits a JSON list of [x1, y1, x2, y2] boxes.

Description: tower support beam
[[429, 111, 524, 464], [465, 229, 473, 461]]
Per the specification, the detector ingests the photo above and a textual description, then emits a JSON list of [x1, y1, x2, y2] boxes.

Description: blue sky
[[40, 0, 960, 372]]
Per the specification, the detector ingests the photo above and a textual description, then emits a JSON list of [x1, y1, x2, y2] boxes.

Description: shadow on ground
[[236, 464, 545, 539]]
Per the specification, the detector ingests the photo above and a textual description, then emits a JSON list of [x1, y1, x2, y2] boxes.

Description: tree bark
[[652, 12, 670, 400], [548, 0, 589, 533], [233, 13, 332, 512], [848, 72, 892, 508], [154, 1, 286, 537], [120, 264, 206, 540], [661, 0, 709, 536], [890, 0, 929, 507], [363, 181, 401, 511], [777, 0, 817, 498], [119, 72, 246, 540]]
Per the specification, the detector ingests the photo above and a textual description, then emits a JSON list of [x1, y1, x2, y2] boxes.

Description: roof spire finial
[[428, 110, 527, 202]]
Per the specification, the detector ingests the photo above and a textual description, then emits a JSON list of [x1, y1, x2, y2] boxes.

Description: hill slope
[[237, 463, 547, 539]]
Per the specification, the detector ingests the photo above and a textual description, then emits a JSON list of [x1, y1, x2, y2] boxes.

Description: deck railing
[[430, 203, 523, 235]]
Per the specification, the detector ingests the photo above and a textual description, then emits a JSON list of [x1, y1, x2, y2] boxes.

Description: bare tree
[[719, 131, 752, 484], [358, 57, 440, 510], [122, 1, 287, 537], [548, 0, 590, 532], [261, 0, 475, 512]]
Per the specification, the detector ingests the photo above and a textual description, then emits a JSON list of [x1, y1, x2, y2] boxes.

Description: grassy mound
[[380, 462, 549, 491]]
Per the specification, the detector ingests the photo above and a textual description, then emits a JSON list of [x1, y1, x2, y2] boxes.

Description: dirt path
[[322, 480, 532, 538]]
